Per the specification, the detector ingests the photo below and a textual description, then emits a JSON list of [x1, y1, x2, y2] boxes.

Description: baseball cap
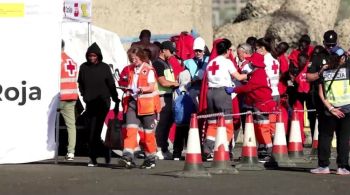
[[161, 41, 176, 53], [245, 53, 265, 68], [330, 46, 345, 56], [323, 30, 337, 45], [193, 37, 205, 51]]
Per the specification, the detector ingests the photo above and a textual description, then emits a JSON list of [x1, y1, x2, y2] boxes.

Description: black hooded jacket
[[78, 42, 119, 103]]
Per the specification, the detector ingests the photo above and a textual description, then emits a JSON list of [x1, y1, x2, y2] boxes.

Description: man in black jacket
[[78, 42, 120, 167]]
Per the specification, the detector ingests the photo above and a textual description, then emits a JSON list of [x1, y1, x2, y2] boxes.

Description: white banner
[[0, 0, 62, 164], [63, 0, 92, 22]]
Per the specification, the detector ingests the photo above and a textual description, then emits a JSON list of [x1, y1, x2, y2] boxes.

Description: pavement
[[1, 147, 350, 195]]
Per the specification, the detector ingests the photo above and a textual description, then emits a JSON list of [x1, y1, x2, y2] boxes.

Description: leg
[[317, 114, 335, 168], [60, 100, 77, 155], [155, 95, 173, 153], [123, 100, 141, 160], [335, 113, 350, 168]]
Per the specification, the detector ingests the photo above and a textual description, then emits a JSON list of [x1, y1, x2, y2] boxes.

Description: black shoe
[[140, 159, 156, 169], [105, 150, 111, 164], [118, 157, 136, 169], [202, 153, 214, 162]]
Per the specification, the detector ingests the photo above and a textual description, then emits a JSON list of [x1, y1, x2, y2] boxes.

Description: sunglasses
[[194, 49, 203, 53]]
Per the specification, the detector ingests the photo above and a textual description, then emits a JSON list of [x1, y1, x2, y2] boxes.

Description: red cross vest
[[123, 64, 161, 116], [60, 52, 78, 101]]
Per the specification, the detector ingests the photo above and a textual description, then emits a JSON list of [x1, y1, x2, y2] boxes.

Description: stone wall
[[92, 0, 213, 48]]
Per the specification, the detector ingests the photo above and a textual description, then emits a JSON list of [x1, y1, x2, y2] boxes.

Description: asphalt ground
[[1, 148, 350, 195]]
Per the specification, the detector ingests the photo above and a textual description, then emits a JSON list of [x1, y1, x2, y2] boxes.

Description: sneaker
[[173, 153, 182, 161], [310, 167, 330, 174], [156, 151, 164, 160], [65, 153, 74, 161], [118, 157, 136, 169], [162, 151, 173, 160], [202, 153, 214, 162], [87, 161, 98, 167], [258, 155, 271, 163], [140, 159, 156, 169], [336, 168, 350, 175]]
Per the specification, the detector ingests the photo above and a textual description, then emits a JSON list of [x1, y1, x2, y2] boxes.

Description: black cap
[[161, 41, 176, 53], [299, 34, 311, 44], [323, 30, 337, 45]]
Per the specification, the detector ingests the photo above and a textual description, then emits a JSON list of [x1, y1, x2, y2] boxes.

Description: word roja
[[0, 81, 41, 106]]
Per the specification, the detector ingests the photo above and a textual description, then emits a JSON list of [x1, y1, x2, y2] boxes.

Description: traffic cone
[[236, 112, 264, 171], [268, 113, 296, 168], [176, 114, 211, 178], [288, 111, 309, 163], [208, 116, 238, 174], [309, 119, 318, 160]]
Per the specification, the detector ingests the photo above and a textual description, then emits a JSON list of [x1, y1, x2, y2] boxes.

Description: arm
[[231, 71, 247, 81], [318, 83, 345, 118], [105, 66, 119, 102], [157, 76, 179, 87], [139, 82, 156, 93], [77, 67, 84, 96], [306, 72, 319, 82], [235, 83, 261, 94]]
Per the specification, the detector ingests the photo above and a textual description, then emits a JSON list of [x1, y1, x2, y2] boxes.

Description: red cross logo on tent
[[65, 59, 77, 76], [272, 60, 279, 74], [208, 61, 220, 75]]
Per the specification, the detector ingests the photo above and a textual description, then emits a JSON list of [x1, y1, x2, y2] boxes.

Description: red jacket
[[235, 68, 276, 112], [168, 56, 184, 80], [278, 54, 289, 95]]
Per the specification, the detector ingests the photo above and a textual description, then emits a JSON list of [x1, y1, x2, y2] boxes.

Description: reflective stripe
[[208, 120, 216, 124], [61, 89, 79, 94], [61, 78, 77, 83], [126, 124, 139, 128], [207, 136, 215, 141], [144, 129, 155, 133], [225, 119, 233, 124], [254, 119, 270, 124], [123, 148, 134, 153]]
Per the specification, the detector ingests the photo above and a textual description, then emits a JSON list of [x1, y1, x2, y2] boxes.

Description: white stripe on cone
[[274, 122, 287, 145], [243, 123, 256, 147], [289, 120, 302, 143], [313, 119, 319, 141], [187, 128, 202, 154], [214, 127, 229, 152]]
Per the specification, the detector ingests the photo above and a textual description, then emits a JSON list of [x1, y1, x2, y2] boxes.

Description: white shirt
[[264, 53, 280, 96], [207, 55, 237, 88], [131, 63, 155, 99]]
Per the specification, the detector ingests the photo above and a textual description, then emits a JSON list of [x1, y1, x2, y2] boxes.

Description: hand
[[330, 107, 345, 119], [173, 82, 180, 88], [225, 87, 235, 94]]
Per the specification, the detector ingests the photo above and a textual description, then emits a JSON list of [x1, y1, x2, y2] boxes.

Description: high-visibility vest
[[156, 60, 175, 95], [60, 52, 79, 101], [323, 66, 350, 107], [124, 64, 161, 116]]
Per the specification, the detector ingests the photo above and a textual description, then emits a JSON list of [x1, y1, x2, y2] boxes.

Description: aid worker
[[225, 53, 276, 162], [201, 38, 247, 161], [119, 47, 160, 169]]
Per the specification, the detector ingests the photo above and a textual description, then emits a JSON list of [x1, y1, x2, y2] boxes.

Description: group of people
[[59, 28, 350, 174]]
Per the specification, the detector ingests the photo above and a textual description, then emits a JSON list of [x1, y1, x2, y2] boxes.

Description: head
[[160, 41, 176, 60], [142, 48, 152, 63], [311, 45, 327, 57], [245, 52, 265, 69], [276, 42, 289, 56], [139, 29, 151, 42], [61, 40, 65, 52], [298, 34, 311, 52], [193, 37, 206, 59], [297, 52, 309, 69], [328, 47, 347, 69], [256, 37, 275, 56], [323, 30, 338, 51], [246, 36, 257, 52], [86, 43, 103, 65], [237, 43, 253, 61], [127, 47, 149, 66], [216, 38, 232, 58]]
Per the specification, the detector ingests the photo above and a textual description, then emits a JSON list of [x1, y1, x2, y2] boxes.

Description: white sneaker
[[162, 151, 173, 160], [87, 161, 98, 167], [156, 151, 164, 160], [65, 153, 74, 161], [310, 167, 330, 174], [336, 168, 350, 175]]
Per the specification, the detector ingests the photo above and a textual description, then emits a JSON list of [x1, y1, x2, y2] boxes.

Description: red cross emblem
[[65, 59, 77, 76], [208, 61, 220, 75], [271, 60, 279, 74]]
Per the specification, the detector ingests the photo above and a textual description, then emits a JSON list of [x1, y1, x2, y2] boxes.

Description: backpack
[[173, 89, 196, 125]]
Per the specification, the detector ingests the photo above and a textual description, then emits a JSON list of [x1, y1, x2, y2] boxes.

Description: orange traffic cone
[[209, 116, 238, 174], [176, 114, 211, 178], [236, 112, 264, 171], [268, 113, 296, 167], [309, 119, 318, 160], [288, 111, 308, 163]]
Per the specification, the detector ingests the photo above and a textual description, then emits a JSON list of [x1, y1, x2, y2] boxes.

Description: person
[[77, 42, 120, 167], [225, 53, 276, 162], [306, 30, 340, 159], [153, 41, 179, 160], [311, 47, 350, 175], [60, 40, 79, 161], [276, 42, 290, 132], [246, 36, 257, 53], [183, 37, 209, 110], [119, 47, 160, 169], [255, 37, 280, 157], [131, 29, 160, 61], [201, 38, 247, 161]]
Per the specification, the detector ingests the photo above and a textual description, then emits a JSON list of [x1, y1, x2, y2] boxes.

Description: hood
[[85, 42, 103, 62]]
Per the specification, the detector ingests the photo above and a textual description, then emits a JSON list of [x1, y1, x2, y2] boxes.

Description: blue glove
[[225, 87, 235, 94]]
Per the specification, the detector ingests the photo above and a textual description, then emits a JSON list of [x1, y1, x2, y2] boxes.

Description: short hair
[[237, 43, 253, 55], [277, 42, 289, 54], [216, 38, 232, 55], [246, 36, 257, 48], [127, 47, 149, 63], [139, 29, 151, 39]]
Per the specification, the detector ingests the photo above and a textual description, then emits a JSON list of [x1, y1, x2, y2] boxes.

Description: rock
[[335, 18, 350, 50]]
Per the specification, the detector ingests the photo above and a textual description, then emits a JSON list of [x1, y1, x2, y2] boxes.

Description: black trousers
[[155, 95, 173, 152], [173, 125, 189, 157], [85, 98, 110, 161], [318, 112, 350, 168]]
